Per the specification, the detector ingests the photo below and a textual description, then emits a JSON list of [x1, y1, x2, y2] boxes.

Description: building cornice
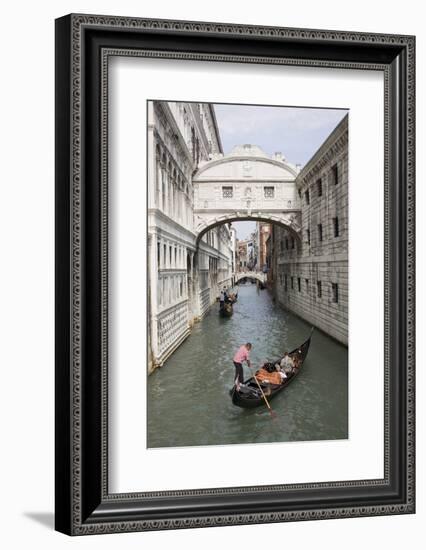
[[296, 114, 348, 187], [208, 104, 223, 154], [194, 155, 299, 179]]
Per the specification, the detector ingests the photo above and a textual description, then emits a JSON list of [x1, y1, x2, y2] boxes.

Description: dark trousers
[[233, 361, 244, 384]]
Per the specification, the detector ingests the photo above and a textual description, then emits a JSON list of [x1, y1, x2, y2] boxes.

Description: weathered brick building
[[273, 115, 348, 345]]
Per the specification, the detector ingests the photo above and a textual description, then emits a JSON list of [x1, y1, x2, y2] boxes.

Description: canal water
[[147, 284, 348, 448]]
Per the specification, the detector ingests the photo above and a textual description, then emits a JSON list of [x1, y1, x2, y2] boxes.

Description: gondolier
[[230, 328, 314, 408], [233, 343, 252, 391], [219, 288, 225, 310]]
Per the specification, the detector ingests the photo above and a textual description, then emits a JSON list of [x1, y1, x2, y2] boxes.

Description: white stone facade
[[193, 144, 302, 240], [272, 115, 349, 345], [147, 101, 233, 372]]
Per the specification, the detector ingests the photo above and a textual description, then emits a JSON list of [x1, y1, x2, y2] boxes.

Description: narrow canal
[[147, 284, 348, 448]]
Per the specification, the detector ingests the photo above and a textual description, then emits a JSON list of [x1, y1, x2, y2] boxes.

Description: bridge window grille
[[264, 186, 275, 198], [317, 280, 322, 298], [332, 283, 339, 303], [317, 178, 322, 196], [222, 186, 233, 198]]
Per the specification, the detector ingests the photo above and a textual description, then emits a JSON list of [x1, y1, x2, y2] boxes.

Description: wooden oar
[[247, 365, 277, 419]]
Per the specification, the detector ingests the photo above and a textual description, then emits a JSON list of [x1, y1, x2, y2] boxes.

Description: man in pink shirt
[[233, 343, 252, 391]]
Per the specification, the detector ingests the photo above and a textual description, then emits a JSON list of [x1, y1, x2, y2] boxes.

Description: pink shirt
[[233, 345, 250, 364]]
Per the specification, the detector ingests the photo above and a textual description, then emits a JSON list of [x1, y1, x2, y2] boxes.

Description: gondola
[[230, 328, 313, 408], [219, 302, 233, 317]]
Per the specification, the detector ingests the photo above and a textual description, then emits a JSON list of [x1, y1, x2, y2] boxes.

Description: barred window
[[264, 186, 275, 198], [222, 186, 233, 198], [305, 189, 310, 205], [318, 223, 323, 242], [317, 178, 322, 197], [306, 229, 311, 245], [297, 277, 301, 292], [291, 276, 294, 289], [284, 274, 288, 291], [333, 217, 339, 237], [332, 163, 339, 185], [332, 283, 339, 303], [317, 281, 322, 298]]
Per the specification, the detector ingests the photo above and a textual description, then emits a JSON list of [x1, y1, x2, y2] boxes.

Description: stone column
[[164, 169, 169, 216], [148, 230, 159, 365], [156, 161, 162, 209]]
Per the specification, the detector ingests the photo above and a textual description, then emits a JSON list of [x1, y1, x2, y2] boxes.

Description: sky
[[213, 104, 348, 240], [233, 221, 257, 241]]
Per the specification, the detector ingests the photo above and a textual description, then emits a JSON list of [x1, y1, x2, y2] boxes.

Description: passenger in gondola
[[293, 348, 303, 371], [280, 352, 294, 375], [276, 364, 288, 382], [255, 362, 283, 386]]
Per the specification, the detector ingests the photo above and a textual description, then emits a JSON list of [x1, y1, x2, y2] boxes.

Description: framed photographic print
[[55, 14, 415, 535]]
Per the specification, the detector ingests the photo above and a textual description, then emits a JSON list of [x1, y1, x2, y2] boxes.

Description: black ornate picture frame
[[55, 14, 415, 535]]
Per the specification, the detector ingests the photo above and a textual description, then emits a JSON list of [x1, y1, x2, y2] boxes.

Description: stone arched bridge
[[234, 271, 267, 284]]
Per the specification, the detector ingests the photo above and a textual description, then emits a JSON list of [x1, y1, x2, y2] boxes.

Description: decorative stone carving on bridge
[[193, 144, 302, 242]]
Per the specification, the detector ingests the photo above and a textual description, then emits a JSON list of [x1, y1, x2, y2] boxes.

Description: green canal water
[[147, 284, 348, 448]]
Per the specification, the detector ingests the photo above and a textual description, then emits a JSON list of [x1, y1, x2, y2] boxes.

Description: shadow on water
[[147, 285, 348, 448]]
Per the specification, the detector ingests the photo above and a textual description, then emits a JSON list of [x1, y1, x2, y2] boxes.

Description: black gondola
[[219, 302, 233, 317], [230, 328, 313, 408]]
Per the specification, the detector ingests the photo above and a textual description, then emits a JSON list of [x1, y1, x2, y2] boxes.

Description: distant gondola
[[219, 302, 233, 317], [230, 329, 313, 408]]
